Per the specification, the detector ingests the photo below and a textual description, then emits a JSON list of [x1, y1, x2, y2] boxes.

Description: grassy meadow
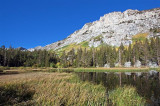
[[0, 72, 146, 105], [0, 66, 154, 75], [74, 67, 150, 72]]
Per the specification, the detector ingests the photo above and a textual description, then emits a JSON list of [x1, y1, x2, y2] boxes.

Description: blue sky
[[0, 0, 160, 49]]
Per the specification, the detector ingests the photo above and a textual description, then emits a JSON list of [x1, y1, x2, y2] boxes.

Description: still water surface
[[76, 71, 160, 105]]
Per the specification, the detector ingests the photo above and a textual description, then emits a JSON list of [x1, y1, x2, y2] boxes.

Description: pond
[[76, 70, 160, 105]]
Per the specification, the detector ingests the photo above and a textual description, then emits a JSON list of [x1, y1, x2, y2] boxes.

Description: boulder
[[104, 64, 110, 68], [114, 63, 120, 67], [135, 60, 141, 68], [124, 61, 131, 67], [147, 62, 158, 68]]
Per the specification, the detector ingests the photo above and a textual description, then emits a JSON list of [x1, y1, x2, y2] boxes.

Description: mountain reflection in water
[[76, 70, 160, 105]]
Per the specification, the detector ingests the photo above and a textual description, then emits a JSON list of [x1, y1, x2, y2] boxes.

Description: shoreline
[[1, 66, 160, 73]]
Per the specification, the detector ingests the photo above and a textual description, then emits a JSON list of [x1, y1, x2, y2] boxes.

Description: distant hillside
[[29, 8, 160, 51]]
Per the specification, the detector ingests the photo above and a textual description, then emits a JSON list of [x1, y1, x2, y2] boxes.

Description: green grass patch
[[0, 66, 10, 70], [149, 67, 160, 72], [80, 41, 89, 47], [108, 85, 146, 106], [74, 68, 149, 72], [132, 33, 148, 42], [48, 68, 74, 73], [61, 45, 69, 49], [56, 42, 90, 55], [1, 67, 157, 73], [93, 35, 103, 41]]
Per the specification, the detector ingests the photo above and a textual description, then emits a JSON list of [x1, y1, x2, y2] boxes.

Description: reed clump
[[108, 85, 146, 106], [0, 83, 35, 105]]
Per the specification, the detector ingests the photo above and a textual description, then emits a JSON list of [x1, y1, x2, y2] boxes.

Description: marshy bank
[[1, 66, 160, 75], [0, 72, 107, 105], [0, 72, 146, 106], [77, 71, 160, 105]]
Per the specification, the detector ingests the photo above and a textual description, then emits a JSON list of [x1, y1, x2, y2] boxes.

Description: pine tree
[[143, 38, 150, 65], [155, 37, 160, 65], [45, 52, 50, 67], [67, 48, 76, 67], [60, 51, 68, 68], [127, 43, 132, 62], [150, 37, 157, 62], [118, 43, 124, 66], [76, 48, 83, 67]]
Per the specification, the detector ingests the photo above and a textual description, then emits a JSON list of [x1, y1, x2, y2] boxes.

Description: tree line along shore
[[0, 37, 160, 69]]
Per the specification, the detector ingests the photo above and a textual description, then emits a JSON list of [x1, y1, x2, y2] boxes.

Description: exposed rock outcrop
[[17, 47, 27, 51], [28, 46, 43, 51], [30, 8, 160, 51]]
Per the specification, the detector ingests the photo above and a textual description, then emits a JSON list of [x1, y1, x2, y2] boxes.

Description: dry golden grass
[[132, 33, 148, 39], [0, 72, 146, 105], [132, 33, 149, 43], [0, 72, 107, 105]]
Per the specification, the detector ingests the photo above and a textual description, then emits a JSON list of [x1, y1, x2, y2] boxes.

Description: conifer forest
[[0, 37, 160, 68]]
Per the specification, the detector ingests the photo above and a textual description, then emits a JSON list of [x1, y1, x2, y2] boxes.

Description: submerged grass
[[108, 85, 146, 106]]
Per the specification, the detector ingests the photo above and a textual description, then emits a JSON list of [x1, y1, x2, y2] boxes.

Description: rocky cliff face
[[30, 8, 160, 51]]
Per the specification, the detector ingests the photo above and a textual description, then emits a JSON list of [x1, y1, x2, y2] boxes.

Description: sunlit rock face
[[32, 8, 160, 50], [28, 46, 43, 51]]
